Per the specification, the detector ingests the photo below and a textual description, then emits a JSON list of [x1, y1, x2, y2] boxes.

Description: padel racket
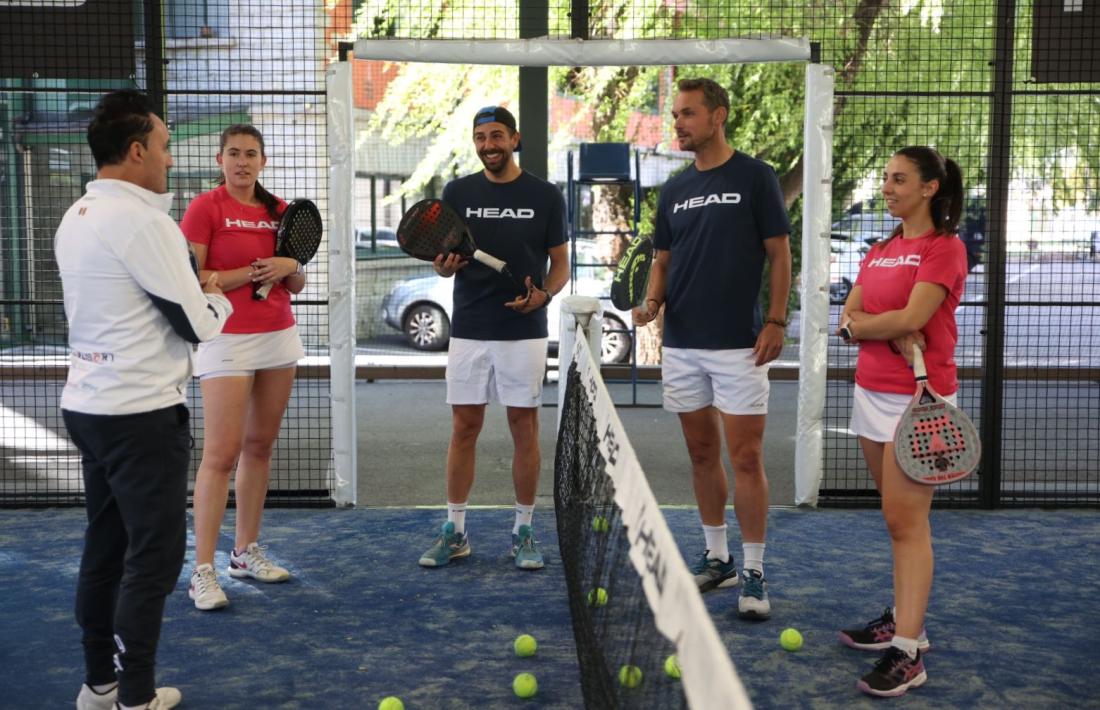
[[893, 347, 981, 485], [253, 199, 322, 301], [610, 235, 653, 311], [397, 198, 524, 291]]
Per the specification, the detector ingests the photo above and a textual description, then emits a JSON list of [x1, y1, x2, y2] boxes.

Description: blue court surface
[[2, 506, 1098, 709]]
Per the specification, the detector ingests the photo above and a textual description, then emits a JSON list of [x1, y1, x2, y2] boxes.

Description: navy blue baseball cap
[[473, 105, 522, 152]]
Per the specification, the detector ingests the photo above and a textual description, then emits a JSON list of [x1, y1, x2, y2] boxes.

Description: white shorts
[[661, 347, 769, 415], [446, 337, 548, 408], [850, 384, 958, 443], [194, 325, 305, 379]]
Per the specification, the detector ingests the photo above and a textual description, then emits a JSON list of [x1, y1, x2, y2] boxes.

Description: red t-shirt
[[181, 185, 294, 334], [854, 230, 968, 395]]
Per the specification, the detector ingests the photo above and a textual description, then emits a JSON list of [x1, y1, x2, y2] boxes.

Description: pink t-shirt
[[181, 185, 294, 335], [854, 230, 968, 395]]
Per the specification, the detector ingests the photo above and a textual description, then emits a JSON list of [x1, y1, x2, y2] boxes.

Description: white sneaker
[[228, 542, 290, 583], [189, 563, 228, 610], [75, 684, 180, 709]]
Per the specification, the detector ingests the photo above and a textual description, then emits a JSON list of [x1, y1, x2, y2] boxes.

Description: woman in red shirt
[[181, 124, 306, 611], [834, 146, 969, 697]]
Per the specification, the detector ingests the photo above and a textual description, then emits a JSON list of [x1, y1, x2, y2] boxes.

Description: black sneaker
[[857, 647, 927, 697], [838, 607, 931, 651]]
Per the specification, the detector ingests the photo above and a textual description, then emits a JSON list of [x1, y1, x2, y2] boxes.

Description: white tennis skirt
[[194, 325, 305, 379], [850, 383, 957, 443]]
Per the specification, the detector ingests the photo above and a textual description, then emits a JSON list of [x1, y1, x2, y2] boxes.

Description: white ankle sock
[[513, 502, 535, 535], [891, 635, 920, 658], [447, 501, 467, 534], [702, 524, 729, 562], [742, 542, 765, 575]]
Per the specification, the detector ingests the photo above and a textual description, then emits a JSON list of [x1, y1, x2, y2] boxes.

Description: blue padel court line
[[2, 507, 1098, 709]]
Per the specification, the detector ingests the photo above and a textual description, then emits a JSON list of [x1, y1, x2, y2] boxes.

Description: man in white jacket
[[60, 90, 233, 710]]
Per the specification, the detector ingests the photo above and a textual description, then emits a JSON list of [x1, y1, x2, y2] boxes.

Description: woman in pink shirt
[[834, 146, 969, 697], [181, 125, 306, 611]]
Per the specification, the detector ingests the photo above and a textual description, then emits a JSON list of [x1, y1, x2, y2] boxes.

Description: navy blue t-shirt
[[442, 171, 567, 340], [653, 152, 791, 349]]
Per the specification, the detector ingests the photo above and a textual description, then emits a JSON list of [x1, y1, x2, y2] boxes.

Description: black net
[[554, 326, 749, 709], [555, 363, 684, 709]]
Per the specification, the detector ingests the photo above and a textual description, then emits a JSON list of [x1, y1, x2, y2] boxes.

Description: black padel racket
[[610, 235, 653, 311], [397, 199, 524, 291], [253, 199, 322, 301], [893, 347, 981, 485]]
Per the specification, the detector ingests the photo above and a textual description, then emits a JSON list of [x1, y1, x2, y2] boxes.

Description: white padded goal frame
[[328, 38, 834, 506]]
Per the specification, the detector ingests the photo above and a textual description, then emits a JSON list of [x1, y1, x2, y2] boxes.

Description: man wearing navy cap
[[417, 105, 569, 571]]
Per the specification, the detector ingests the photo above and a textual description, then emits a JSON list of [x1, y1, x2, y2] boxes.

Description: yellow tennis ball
[[619, 664, 643, 688], [587, 587, 608, 607], [513, 672, 538, 698], [514, 633, 537, 657], [378, 697, 404, 710], [780, 628, 803, 651], [663, 654, 681, 679], [591, 515, 609, 532]]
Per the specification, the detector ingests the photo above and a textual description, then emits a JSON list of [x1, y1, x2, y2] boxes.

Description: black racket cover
[[397, 199, 468, 261], [253, 199, 322, 301], [610, 235, 654, 310]]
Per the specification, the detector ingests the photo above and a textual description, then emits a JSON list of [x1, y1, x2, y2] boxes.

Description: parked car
[[380, 273, 634, 363], [829, 237, 873, 304], [355, 226, 402, 259]]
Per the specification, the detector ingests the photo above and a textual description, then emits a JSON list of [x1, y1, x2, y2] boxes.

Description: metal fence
[[2, 0, 1097, 507]]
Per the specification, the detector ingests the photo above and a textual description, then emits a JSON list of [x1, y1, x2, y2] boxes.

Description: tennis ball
[[591, 515, 610, 532], [663, 654, 681, 679], [587, 587, 608, 607], [514, 633, 538, 657], [618, 664, 643, 688], [780, 628, 803, 651], [513, 672, 538, 698], [377, 697, 404, 710]]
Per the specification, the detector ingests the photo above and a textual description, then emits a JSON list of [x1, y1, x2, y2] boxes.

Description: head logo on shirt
[[225, 218, 279, 230], [466, 207, 535, 220], [672, 193, 742, 213], [868, 254, 921, 268]]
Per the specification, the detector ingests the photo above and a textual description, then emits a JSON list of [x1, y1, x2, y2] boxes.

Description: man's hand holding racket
[[433, 253, 468, 278], [632, 298, 661, 327]]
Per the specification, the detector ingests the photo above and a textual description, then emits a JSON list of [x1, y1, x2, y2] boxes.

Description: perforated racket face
[[397, 199, 467, 261], [277, 200, 323, 265], [610, 236, 653, 310], [894, 387, 981, 485]]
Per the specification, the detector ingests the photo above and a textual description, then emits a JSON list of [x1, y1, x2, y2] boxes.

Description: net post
[[326, 58, 357, 506], [557, 295, 602, 430], [794, 62, 835, 506]]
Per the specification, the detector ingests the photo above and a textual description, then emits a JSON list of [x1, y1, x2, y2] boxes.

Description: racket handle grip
[[911, 345, 927, 381], [253, 281, 275, 301], [471, 249, 507, 274]]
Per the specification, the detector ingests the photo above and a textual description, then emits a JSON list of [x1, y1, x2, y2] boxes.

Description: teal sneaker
[[689, 550, 739, 592], [511, 524, 545, 570], [418, 521, 470, 567]]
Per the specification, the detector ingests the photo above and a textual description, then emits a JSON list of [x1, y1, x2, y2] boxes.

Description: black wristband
[[542, 289, 553, 307], [839, 325, 854, 343]]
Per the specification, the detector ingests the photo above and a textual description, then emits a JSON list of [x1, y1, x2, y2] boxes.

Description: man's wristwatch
[[542, 289, 553, 307]]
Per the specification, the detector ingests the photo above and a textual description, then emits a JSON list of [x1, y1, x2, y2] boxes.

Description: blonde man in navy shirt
[[634, 78, 792, 620]]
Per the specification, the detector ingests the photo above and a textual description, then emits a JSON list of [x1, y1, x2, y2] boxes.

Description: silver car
[[380, 273, 635, 363]]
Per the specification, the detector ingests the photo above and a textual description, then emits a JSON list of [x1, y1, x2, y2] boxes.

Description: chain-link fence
[[2, 0, 1097, 506]]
